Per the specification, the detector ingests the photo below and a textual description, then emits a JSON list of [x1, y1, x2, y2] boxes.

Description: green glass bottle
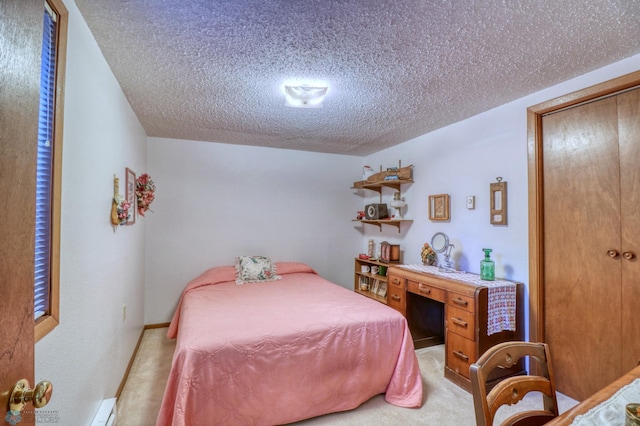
[[480, 248, 495, 281]]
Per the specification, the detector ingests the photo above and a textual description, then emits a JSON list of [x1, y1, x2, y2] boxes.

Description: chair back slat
[[470, 341, 559, 426]]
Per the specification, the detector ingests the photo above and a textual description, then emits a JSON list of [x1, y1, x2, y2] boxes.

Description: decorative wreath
[[135, 173, 156, 216]]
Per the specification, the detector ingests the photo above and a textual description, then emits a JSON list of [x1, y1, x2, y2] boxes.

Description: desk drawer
[[446, 292, 475, 313], [388, 274, 405, 288], [447, 305, 475, 340], [407, 280, 446, 302], [387, 284, 405, 315], [446, 331, 476, 379]]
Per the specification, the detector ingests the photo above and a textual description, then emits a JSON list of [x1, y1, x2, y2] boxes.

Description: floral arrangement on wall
[[111, 171, 156, 230], [116, 200, 131, 225], [135, 173, 156, 216]]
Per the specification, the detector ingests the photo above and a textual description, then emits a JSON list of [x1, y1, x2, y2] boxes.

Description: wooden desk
[[387, 265, 524, 392], [548, 365, 640, 425]]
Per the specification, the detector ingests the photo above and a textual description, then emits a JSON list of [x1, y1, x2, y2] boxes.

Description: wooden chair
[[470, 341, 559, 426]]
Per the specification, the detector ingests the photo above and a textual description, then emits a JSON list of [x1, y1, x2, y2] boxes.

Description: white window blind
[[34, 5, 57, 320]]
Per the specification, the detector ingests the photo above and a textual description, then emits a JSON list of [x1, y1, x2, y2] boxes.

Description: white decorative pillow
[[234, 256, 281, 285]]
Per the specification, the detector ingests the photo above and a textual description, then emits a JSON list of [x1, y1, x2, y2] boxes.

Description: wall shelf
[[351, 179, 414, 195], [354, 219, 413, 233], [352, 164, 413, 233]]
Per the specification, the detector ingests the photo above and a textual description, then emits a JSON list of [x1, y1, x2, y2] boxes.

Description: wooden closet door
[[618, 88, 640, 372], [542, 96, 623, 401]]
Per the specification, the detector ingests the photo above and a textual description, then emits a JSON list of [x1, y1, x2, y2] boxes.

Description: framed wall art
[[429, 194, 450, 221], [125, 167, 136, 225], [490, 178, 507, 225]]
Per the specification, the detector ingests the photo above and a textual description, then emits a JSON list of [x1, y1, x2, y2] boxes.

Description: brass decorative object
[[9, 379, 52, 413]]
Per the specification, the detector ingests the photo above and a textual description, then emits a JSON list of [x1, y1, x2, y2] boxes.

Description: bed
[[157, 260, 423, 426]]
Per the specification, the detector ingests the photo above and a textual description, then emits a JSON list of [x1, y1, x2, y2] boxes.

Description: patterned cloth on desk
[[571, 378, 640, 425], [398, 265, 517, 335]]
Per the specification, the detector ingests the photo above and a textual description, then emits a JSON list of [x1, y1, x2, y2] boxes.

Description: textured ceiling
[[74, 0, 640, 156]]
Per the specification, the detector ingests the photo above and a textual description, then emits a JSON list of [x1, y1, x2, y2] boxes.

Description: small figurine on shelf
[[367, 239, 375, 258], [421, 243, 437, 266], [356, 210, 365, 220], [390, 192, 407, 219]]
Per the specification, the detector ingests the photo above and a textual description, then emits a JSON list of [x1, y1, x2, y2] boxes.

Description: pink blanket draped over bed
[[157, 262, 423, 425]]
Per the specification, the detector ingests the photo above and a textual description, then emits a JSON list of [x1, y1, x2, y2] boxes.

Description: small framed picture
[[125, 167, 136, 225], [429, 194, 450, 221], [377, 281, 387, 298], [490, 180, 508, 225], [370, 279, 380, 295]]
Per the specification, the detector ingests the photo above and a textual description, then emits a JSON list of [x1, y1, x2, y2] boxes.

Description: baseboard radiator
[[91, 398, 117, 426]]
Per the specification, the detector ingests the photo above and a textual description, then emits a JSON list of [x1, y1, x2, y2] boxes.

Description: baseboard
[[91, 397, 117, 426], [115, 322, 171, 398]]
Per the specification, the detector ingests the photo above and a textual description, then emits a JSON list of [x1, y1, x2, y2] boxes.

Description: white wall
[[365, 53, 640, 339], [34, 1, 147, 424], [144, 139, 363, 324], [144, 54, 640, 329]]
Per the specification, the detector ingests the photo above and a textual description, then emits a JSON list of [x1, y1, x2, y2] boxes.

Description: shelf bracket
[[359, 220, 409, 233]]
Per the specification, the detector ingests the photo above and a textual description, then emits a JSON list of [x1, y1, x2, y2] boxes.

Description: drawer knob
[[418, 285, 431, 295], [607, 249, 619, 258], [623, 251, 636, 261], [391, 295, 401, 301]]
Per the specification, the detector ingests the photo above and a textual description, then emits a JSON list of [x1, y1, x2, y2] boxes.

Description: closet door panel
[[542, 97, 622, 400], [618, 88, 640, 371]]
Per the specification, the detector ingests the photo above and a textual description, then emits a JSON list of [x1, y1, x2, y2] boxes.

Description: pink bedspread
[[157, 262, 423, 425]]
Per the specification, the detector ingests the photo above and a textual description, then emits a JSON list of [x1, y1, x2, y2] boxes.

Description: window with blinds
[[34, 0, 66, 340], [34, 3, 57, 320]]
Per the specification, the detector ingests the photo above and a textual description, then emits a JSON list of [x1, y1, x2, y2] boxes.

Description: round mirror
[[431, 232, 449, 253]]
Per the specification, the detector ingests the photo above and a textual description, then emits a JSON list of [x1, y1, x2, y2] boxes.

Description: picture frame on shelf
[[429, 194, 450, 221], [377, 281, 387, 298], [370, 279, 380, 295], [125, 167, 136, 225]]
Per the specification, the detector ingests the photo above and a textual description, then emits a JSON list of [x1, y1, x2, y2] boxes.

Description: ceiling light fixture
[[284, 84, 328, 108]]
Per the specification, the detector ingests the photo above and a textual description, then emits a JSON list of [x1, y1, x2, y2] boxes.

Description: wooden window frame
[[35, 0, 67, 342]]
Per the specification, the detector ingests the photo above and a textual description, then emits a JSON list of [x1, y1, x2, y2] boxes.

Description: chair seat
[[504, 410, 557, 426]]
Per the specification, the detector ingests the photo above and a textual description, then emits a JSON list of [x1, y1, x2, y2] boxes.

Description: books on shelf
[[358, 272, 387, 298]]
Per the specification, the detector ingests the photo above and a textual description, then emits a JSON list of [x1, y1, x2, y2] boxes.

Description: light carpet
[[117, 328, 578, 425]]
